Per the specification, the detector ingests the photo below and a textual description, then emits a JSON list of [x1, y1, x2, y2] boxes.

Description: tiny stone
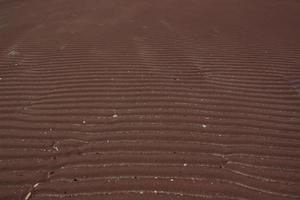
[[53, 146, 59, 151], [183, 163, 187, 167], [202, 124, 207, 128], [153, 190, 158, 194], [25, 192, 32, 200], [140, 191, 144, 194], [112, 114, 118, 118], [82, 120, 86, 124], [170, 178, 174, 182]]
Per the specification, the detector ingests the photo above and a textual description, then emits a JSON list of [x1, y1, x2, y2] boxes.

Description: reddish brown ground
[[0, 0, 300, 199]]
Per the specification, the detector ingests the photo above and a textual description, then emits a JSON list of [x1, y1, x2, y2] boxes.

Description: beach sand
[[0, 0, 300, 199]]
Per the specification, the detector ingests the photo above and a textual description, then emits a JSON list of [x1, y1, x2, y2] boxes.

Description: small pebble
[[202, 124, 207, 128], [112, 114, 118, 118], [53, 146, 59, 151], [24, 192, 31, 200], [183, 163, 187, 167]]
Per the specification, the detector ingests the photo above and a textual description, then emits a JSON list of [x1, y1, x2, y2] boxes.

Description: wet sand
[[0, 0, 300, 199]]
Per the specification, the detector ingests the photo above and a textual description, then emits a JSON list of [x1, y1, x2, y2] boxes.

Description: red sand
[[0, 0, 300, 199]]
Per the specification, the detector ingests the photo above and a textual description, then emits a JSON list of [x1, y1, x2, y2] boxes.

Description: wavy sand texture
[[0, 0, 300, 199]]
